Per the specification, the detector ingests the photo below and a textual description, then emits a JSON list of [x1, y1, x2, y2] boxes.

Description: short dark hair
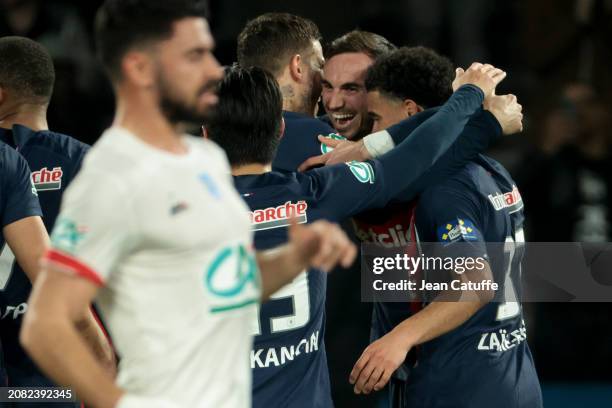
[[0, 36, 55, 103], [94, 0, 209, 80], [324, 30, 396, 61], [206, 65, 283, 166], [365, 46, 454, 108], [237, 13, 321, 77]]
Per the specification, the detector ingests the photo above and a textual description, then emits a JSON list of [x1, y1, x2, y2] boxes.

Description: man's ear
[[201, 125, 209, 139], [121, 51, 156, 88], [402, 99, 423, 117], [278, 117, 286, 139], [288, 54, 303, 82]]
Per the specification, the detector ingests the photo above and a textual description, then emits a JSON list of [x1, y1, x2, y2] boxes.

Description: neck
[[232, 163, 272, 176], [277, 78, 315, 117], [0, 104, 48, 131], [113, 86, 188, 155]]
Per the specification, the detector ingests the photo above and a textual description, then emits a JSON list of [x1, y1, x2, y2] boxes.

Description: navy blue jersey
[[0, 141, 42, 388], [404, 155, 542, 408], [236, 86, 501, 407], [272, 111, 336, 172], [0, 125, 88, 399]]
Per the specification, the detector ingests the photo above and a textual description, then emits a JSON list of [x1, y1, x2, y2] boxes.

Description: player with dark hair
[[20, 2, 357, 408], [205, 63, 512, 407], [364, 46, 454, 122], [0, 37, 109, 406], [237, 12, 333, 172], [321, 31, 396, 140], [317, 47, 540, 407]]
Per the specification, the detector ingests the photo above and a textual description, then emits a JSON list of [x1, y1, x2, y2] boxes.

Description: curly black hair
[[365, 46, 454, 108]]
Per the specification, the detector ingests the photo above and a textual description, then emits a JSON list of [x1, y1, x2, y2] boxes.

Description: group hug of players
[[0, 1, 542, 407]]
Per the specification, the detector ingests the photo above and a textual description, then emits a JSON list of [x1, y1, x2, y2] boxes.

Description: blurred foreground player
[[334, 50, 542, 407], [20, 1, 355, 408], [0, 37, 110, 406], [206, 64, 506, 407], [0, 142, 47, 386]]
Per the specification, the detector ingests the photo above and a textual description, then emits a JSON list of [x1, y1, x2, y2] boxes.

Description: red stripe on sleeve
[[45, 249, 105, 287]]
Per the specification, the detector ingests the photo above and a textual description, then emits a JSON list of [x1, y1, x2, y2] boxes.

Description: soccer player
[[0, 142, 47, 385], [0, 37, 106, 404], [321, 31, 395, 140], [335, 48, 542, 407], [237, 12, 334, 172], [205, 63, 509, 407], [19, 2, 356, 408]]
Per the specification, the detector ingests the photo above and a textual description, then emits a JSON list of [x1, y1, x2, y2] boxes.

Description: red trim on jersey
[[45, 249, 105, 286]]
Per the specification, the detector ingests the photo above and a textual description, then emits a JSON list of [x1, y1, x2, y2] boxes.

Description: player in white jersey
[[19, 2, 356, 408]]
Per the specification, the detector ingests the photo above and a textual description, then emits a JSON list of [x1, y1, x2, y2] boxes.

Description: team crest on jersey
[[487, 185, 523, 214], [346, 161, 375, 184], [437, 218, 478, 244], [320, 133, 346, 154], [249, 201, 308, 231], [31, 167, 63, 191]]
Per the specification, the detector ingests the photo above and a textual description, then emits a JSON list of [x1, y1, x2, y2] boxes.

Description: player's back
[[234, 171, 334, 408], [410, 155, 542, 408], [272, 111, 334, 172]]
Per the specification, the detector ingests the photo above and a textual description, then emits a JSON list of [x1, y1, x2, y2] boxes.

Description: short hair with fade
[[237, 13, 321, 77], [0, 36, 55, 103], [206, 65, 283, 166], [94, 0, 209, 81], [324, 30, 396, 61], [365, 46, 454, 108]]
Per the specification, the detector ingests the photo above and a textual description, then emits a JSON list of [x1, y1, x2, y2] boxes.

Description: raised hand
[[452, 62, 506, 97], [484, 93, 524, 135]]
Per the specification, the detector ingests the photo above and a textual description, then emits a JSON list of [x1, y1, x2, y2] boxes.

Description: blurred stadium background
[[2, 0, 610, 406]]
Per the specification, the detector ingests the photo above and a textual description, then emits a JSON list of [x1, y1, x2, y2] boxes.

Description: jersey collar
[[0, 124, 41, 150]]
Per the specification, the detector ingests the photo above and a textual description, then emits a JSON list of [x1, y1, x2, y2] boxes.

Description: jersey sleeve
[[1, 145, 42, 227], [415, 182, 488, 259], [308, 160, 391, 220], [44, 170, 136, 286]]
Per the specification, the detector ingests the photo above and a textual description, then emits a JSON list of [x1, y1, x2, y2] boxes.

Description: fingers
[[308, 221, 355, 272], [318, 134, 343, 147], [373, 369, 393, 391], [360, 365, 385, 394], [350, 351, 371, 385], [297, 153, 329, 172]]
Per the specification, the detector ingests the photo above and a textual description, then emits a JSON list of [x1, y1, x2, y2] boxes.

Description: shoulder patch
[[320, 133, 346, 154], [437, 218, 478, 244], [346, 161, 375, 184]]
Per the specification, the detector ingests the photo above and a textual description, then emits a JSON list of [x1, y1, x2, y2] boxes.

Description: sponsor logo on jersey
[[31, 166, 63, 191], [51, 217, 89, 254], [320, 133, 346, 154], [477, 320, 527, 352], [487, 185, 523, 214], [251, 330, 320, 368], [0, 303, 27, 320], [353, 221, 414, 248], [249, 201, 308, 231], [346, 161, 375, 184], [437, 218, 478, 244], [205, 244, 260, 313]]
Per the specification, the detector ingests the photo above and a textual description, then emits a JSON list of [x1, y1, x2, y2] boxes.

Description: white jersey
[[45, 127, 260, 408]]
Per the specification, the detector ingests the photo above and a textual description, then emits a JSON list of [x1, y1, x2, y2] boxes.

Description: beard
[[157, 71, 218, 126]]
